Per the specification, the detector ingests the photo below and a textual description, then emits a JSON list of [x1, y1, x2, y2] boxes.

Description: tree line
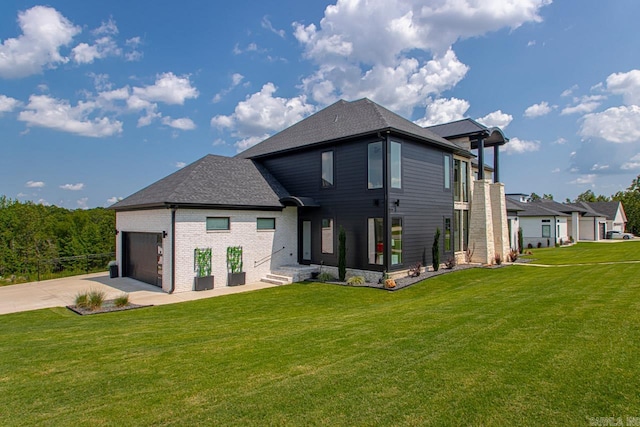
[[0, 196, 115, 279], [529, 174, 640, 235]]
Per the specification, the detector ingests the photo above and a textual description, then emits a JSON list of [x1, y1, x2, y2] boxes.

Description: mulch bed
[[67, 300, 153, 315], [321, 263, 483, 291]]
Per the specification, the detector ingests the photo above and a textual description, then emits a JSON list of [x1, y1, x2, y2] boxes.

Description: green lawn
[[521, 240, 640, 264], [1, 243, 640, 425]]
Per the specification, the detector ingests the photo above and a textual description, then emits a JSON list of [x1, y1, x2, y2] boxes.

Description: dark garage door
[[123, 232, 163, 287]]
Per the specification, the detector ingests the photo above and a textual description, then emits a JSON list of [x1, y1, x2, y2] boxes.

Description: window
[[390, 141, 402, 189], [454, 159, 469, 202], [463, 210, 469, 250], [444, 218, 451, 252], [454, 210, 461, 252], [206, 217, 230, 231], [368, 141, 383, 189], [368, 218, 384, 265], [321, 218, 334, 254], [444, 154, 451, 189], [257, 218, 276, 230], [321, 151, 334, 188], [542, 224, 551, 238], [391, 217, 403, 265]]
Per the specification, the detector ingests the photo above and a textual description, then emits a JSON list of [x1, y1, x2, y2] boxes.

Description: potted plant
[[227, 246, 245, 286], [194, 248, 214, 290]]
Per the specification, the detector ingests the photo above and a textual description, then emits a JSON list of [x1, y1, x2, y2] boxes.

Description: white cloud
[[71, 36, 121, 64], [524, 101, 554, 118], [0, 95, 19, 113], [561, 95, 605, 115], [124, 37, 143, 61], [132, 72, 199, 105], [527, 40, 536, 47], [235, 135, 271, 152], [579, 105, 640, 143], [175, 162, 186, 168], [38, 199, 50, 206], [415, 97, 469, 126], [76, 197, 89, 209], [262, 16, 285, 38], [606, 69, 640, 106], [570, 174, 596, 185], [561, 85, 578, 97], [26, 180, 45, 188], [502, 137, 540, 154], [211, 83, 315, 151], [551, 168, 560, 173], [590, 164, 609, 171], [553, 137, 567, 145], [621, 154, 640, 170], [0, 6, 80, 78], [213, 73, 245, 103], [161, 116, 196, 130], [107, 196, 122, 204], [60, 183, 84, 191], [477, 110, 512, 129], [18, 94, 123, 137]]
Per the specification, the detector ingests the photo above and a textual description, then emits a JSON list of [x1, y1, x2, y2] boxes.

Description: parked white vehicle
[[606, 230, 635, 240]]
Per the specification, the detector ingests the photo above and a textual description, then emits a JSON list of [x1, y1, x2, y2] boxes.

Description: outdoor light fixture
[[163, 231, 168, 238], [394, 199, 400, 207], [115, 229, 119, 235]]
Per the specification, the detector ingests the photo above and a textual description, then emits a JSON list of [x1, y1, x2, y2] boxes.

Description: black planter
[[227, 272, 246, 286], [194, 276, 214, 291], [109, 264, 119, 278]]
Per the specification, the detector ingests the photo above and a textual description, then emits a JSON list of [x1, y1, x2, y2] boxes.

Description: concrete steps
[[260, 273, 292, 286]]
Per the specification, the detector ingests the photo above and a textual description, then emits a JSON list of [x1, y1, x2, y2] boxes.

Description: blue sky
[[1, 0, 640, 208]]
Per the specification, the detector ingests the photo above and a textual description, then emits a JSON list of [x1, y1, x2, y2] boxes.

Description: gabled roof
[[581, 201, 626, 221], [427, 118, 508, 147], [236, 98, 471, 159], [509, 199, 570, 217], [110, 155, 290, 211], [564, 201, 606, 218]]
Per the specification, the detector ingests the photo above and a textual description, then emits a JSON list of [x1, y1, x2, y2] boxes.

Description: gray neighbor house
[[111, 98, 510, 293]]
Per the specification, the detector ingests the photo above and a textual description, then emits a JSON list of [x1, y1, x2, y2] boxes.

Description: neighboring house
[[574, 201, 627, 233], [112, 99, 511, 293], [505, 197, 570, 248]]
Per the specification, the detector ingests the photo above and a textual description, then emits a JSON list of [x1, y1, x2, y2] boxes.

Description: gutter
[[169, 206, 177, 294]]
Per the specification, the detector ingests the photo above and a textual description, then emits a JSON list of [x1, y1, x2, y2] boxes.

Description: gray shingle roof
[[510, 199, 571, 217], [110, 155, 289, 210], [580, 201, 622, 220], [236, 98, 471, 159], [427, 118, 487, 139]]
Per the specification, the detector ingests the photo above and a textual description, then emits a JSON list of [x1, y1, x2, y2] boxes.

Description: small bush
[[494, 253, 502, 265], [317, 272, 334, 282], [346, 276, 365, 285], [75, 292, 90, 309], [509, 249, 519, 262], [114, 293, 130, 307], [537, 242, 542, 249], [445, 257, 456, 269], [408, 262, 422, 277], [527, 243, 533, 249], [87, 290, 106, 310]]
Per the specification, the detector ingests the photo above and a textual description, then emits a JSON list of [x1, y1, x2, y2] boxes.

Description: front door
[[301, 220, 312, 263]]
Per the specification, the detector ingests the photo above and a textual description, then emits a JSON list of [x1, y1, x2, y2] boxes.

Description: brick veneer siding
[[117, 206, 298, 293]]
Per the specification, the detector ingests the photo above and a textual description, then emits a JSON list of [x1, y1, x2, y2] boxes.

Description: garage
[[122, 232, 163, 287]]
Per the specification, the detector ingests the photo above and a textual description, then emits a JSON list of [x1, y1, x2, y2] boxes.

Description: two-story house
[[111, 98, 510, 292]]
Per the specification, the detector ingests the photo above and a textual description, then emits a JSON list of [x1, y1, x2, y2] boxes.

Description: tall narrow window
[[368, 142, 383, 189], [391, 217, 403, 265], [390, 141, 402, 189], [454, 159, 461, 201], [461, 160, 469, 202], [454, 210, 461, 252], [321, 151, 334, 188], [444, 154, 451, 189], [444, 218, 451, 252], [542, 224, 551, 238], [368, 218, 384, 265], [463, 210, 469, 250], [321, 218, 334, 254]]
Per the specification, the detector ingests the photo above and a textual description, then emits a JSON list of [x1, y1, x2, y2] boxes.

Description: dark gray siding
[[259, 134, 453, 272], [389, 138, 454, 269]]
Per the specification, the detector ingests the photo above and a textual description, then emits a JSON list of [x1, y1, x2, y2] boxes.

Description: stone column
[[490, 183, 510, 262], [571, 211, 580, 242], [468, 179, 495, 264]]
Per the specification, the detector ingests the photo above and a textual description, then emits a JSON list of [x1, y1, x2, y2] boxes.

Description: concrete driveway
[[0, 273, 277, 315]]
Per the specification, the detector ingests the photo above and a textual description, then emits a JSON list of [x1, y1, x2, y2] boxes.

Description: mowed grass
[[521, 240, 640, 264], [1, 243, 640, 425]]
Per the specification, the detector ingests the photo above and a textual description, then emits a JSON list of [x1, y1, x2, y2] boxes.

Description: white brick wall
[[116, 206, 298, 293]]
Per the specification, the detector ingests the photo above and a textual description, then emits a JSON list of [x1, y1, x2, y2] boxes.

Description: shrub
[[445, 257, 456, 269], [114, 293, 130, 307], [408, 263, 422, 277], [509, 249, 519, 262], [465, 244, 475, 263], [537, 242, 542, 249], [87, 290, 106, 310], [317, 272, 334, 282], [527, 243, 533, 249], [494, 253, 502, 265], [346, 276, 365, 285], [518, 227, 524, 254], [338, 226, 346, 281], [432, 228, 441, 272], [75, 292, 90, 309]]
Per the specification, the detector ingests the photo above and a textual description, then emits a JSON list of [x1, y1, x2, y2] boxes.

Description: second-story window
[[390, 141, 402, 189], [321, 151, 334, 188], [454, 159, 469, 202], [368, 141, 383, 189], [444, 154, 451, 189]]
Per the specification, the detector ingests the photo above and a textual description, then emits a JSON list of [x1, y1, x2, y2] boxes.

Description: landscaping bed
[[67, 300, 152, 315]]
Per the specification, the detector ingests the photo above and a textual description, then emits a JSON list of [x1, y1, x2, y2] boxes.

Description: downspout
[[169, 206, 177, 294]]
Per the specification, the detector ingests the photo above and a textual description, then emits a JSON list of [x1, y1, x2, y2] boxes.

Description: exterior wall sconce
[[394, 199, 400, 207], [162, 231, 168, 238], [115, 229, 119, 235]]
